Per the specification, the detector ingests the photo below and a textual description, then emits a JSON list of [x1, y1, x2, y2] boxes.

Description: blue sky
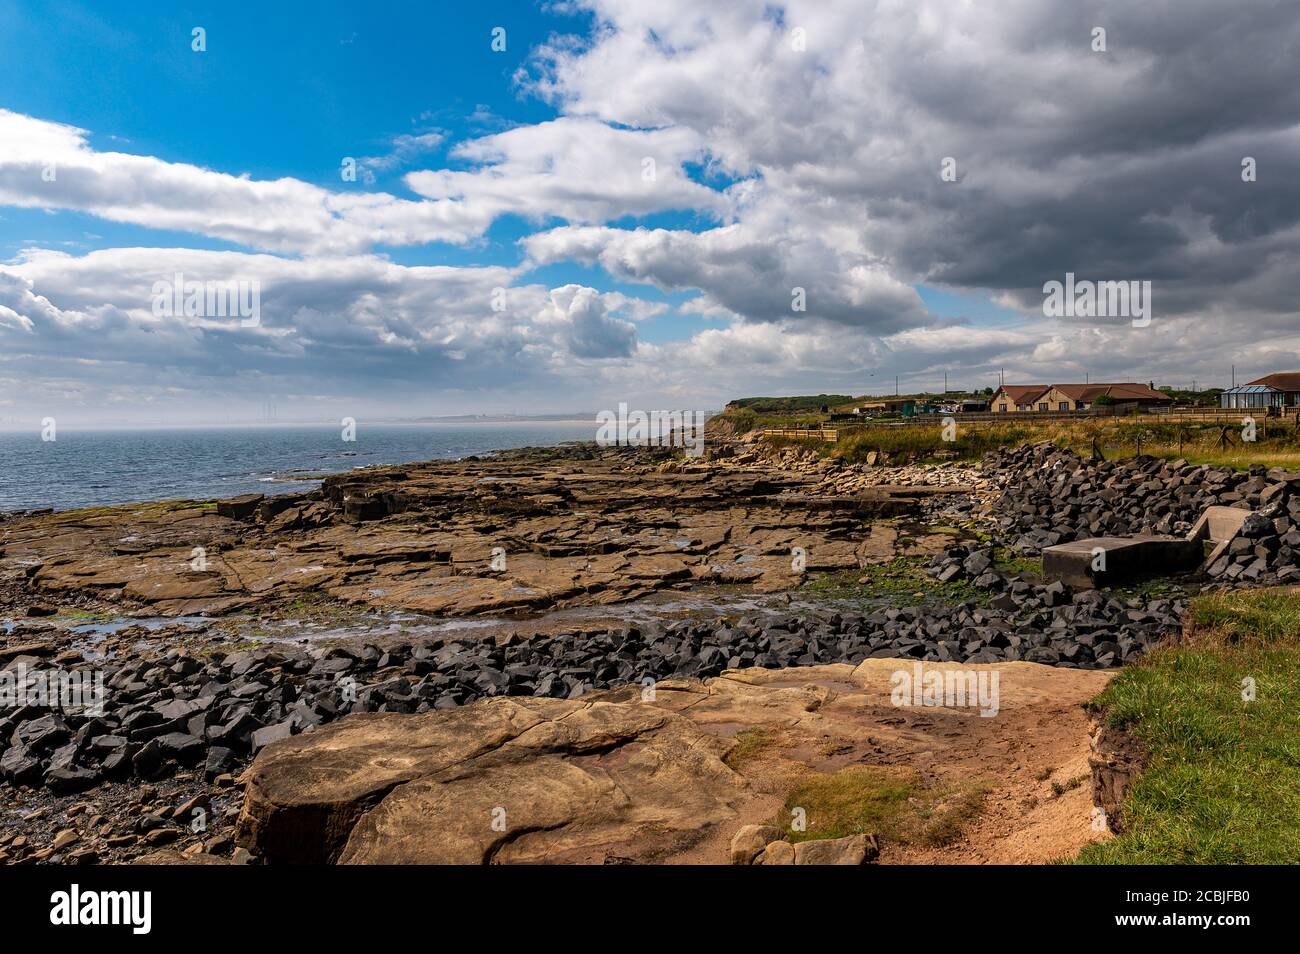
[[1, 1, 1293, 425], [0, 2, 575, 258], [0, 0, 779, 357], [0, 2, 565, 182]]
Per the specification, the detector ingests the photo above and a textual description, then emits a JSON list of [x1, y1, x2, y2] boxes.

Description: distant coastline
[[0, 421, 602, 512], [0, 415, 605, 433]]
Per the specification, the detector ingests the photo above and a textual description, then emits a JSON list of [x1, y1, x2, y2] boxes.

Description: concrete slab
[[1188, 505, 1253, 570], [1042, 535, 1203, 589], [1043, 504, 1253, 589], [1187, 505, 1252, 544]]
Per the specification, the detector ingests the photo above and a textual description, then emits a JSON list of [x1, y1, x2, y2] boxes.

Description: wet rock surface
[[1, 444, 950, 619]]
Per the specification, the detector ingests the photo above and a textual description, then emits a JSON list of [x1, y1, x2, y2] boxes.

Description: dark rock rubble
[[986, 442, 1300, 584]]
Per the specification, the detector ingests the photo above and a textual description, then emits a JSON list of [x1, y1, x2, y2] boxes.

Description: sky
[[1, 0, 1298, 426]]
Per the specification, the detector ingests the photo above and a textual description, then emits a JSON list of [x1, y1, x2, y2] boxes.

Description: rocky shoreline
[[0, 438, 1285, 864]]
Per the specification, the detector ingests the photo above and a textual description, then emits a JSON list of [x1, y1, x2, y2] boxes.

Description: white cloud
[[5, 0, 1300, 420], [356, 131, 447, 183], [524, 217, 930, 331], [516, 0, 1300, 366], [0, 248, 655, 416], [534, 283, 638, 358], [0, 110, 729, 255], [407, 117, 732, 226]]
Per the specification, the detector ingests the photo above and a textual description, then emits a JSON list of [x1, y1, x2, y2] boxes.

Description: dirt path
[[658, 660, 1115, 864]]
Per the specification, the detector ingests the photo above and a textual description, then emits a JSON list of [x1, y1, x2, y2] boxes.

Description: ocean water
[[0, 422, 600, 512]]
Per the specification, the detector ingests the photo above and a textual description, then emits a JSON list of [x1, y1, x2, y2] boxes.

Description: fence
[[763, 427, 844, 442]]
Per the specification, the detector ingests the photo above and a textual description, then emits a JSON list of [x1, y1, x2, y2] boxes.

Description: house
[[1220, 372, 1300, 409], [990, 382, 1171, 413], [989, 385, 1049, 412]]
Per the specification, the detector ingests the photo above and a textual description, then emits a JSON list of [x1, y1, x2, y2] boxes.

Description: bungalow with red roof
[[990, 382, 1171, 413]]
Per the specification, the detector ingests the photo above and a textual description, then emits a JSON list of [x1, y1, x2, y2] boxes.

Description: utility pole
[[1232, 365, 1236, 387], [895, 375, 899, 396], [944, 372, 948, 394]]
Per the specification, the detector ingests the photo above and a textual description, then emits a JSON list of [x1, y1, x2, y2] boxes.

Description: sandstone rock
[[236, 696, 743, 864], [756, 840, 795, 864], [1, 446, 924, 618], [233, 659, 1109, 865], [729, 824, 783, 864], [216, 494, 264, 520], [792, 833, 878, 865], [132, 849, 229, 865], [0, 641, 55, 662]]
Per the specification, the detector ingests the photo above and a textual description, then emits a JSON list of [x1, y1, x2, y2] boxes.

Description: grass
[[724, 728, 776, 768], [777, 766, 987, 847], [991, 547, 1040, 578], [729, 405, 1300, 471], [196, 638, 263, 657], [729, 395, 855, 414], [832, 423, 1043, 464], [59, 609, 117, 622], [1050, 775, 1087, 798], [1187, 588, 1300, 642], [1075, 587, 1300, 864], [1159, 449, 1300, 469]]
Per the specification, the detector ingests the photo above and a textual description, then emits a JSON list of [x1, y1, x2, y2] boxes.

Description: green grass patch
[[1075, 588, 1300, 864], [58, 609, 117, 622], [991, 547, 1040, 579], [724, 728, 776, 769], [778, 766, 987, 847], [729, 395, 854, 413], [800, 556, 986, 607], [1187, 589, 1300, 643], [196, 638, 264, 657], [831, 423, 1043, 464]]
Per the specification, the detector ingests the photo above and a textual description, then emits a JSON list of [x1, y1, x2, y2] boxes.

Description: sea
[[0, 421, 601, 512]]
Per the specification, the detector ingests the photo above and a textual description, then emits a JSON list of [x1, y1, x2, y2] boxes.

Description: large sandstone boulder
[[236, 696, 744, 864]]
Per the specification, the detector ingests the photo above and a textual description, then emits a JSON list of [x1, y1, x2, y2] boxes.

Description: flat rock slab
[[1, 448, 931, 618], [236, 660, 1113, 865]]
